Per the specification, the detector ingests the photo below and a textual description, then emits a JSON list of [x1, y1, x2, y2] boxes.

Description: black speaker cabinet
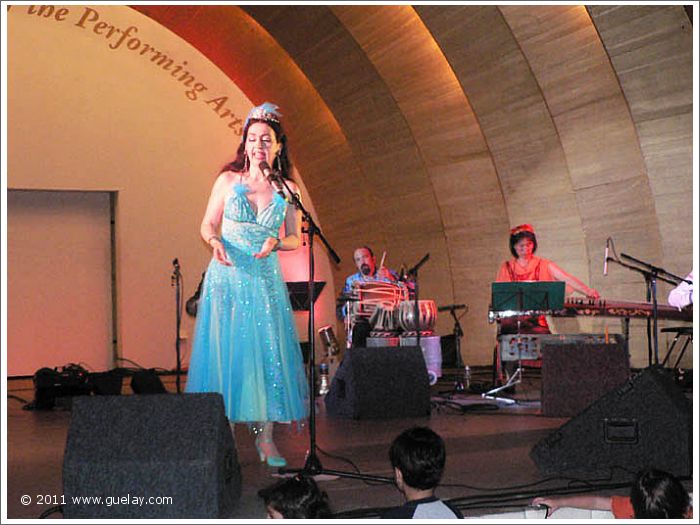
[[541, 341, 630, 417], [324, 346, 431, 419], [63, 393, 241, 518], [531, 366, 692, 479]]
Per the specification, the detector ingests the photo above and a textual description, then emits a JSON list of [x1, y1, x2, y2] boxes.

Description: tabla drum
[[369, 304, 400, 332], [345, 281, 408, 343], [398, 300, 437, 333], [352, 281, 408, 318]]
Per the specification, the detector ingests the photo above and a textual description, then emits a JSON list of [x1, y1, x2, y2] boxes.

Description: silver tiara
[[245, 102, 282, 126]]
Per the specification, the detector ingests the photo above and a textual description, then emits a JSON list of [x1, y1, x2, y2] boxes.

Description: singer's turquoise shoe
[[255, 437, 287, 468]]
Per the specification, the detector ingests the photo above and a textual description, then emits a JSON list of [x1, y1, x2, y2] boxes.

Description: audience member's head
[[389, 426, 446, 492], [630, 468, 690, 519], [259, 475, 332, 519]]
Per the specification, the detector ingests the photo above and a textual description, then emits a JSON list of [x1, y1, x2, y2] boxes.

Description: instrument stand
[[271, 175, 392, 486], [171, 259, 183, 394], [608, 253, 687, 366], [439, 304, 468, 398], [481, 319, 522, 405]]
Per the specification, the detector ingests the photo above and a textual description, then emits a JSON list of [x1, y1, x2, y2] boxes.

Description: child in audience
[[258, 475, 332, 519], [381, 426, 462, 519], [532, 468, 692, 519]]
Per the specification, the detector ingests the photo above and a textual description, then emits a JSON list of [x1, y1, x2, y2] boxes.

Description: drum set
[[338, 280, 442, 384]]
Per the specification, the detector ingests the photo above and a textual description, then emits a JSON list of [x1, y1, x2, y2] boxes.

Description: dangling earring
[[274, 153, 281, 171], [244, 154, 250, 172]]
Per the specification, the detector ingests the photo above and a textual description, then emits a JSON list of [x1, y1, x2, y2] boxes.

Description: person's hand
[[254, 237, 280, 259], [377, 267, 394, 281], [587, 288, 601, 300], [211, 239, 232, 266], [531, 497, 557, 513]]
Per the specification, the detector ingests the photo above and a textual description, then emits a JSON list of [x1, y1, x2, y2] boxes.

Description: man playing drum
[[337, 246, 405, 347], [343, 247, 398, 296]]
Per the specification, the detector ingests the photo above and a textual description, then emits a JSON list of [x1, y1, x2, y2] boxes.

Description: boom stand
[[608, 253, 688, 366], [271, 175, 392, 484]]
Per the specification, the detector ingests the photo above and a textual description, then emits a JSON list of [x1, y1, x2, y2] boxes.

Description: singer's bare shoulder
[[211, 170, 238, 188], [217, 170, 239, 182], [206, 171, 238, 200]]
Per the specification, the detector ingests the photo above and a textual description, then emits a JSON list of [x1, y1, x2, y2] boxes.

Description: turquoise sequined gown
[[186, 182, 309, 423]]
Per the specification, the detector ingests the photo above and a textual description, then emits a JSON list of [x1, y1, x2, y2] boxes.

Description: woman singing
[[186, 103, 309, 467]]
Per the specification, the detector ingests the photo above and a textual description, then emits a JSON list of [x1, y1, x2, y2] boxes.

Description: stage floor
[[5, 367, 694, 520]]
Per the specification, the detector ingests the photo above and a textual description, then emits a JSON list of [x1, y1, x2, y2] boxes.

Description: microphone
[[603, 239, 609, 276], [259, 161, 286, 199]]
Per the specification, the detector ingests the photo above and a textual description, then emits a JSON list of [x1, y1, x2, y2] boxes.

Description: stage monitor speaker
[[531, 366, 692, 479], [541, 341, 629, 417], [325, 346, 430, 419], [63, 393, 241, 518]]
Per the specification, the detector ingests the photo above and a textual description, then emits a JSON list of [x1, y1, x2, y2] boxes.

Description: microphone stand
[[607, 253, 684, 366], [171, 258, 183, 393], [271, 173, 392, 484]]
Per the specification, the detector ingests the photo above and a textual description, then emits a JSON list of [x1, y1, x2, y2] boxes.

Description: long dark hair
[[221, 118, 292, 179]]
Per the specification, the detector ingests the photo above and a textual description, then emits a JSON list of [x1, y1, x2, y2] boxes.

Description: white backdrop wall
[[8, 190, 113, 375]]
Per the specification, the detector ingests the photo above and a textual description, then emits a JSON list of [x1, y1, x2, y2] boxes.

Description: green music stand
[[491, 281, 565, 313]]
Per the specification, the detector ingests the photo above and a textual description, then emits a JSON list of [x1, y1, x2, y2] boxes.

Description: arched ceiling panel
[[331, 5, 508, 359], [589, 5, 693, 275]]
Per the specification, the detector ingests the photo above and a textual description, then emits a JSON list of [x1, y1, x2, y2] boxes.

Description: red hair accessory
[[510, 224, 535, 236]]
